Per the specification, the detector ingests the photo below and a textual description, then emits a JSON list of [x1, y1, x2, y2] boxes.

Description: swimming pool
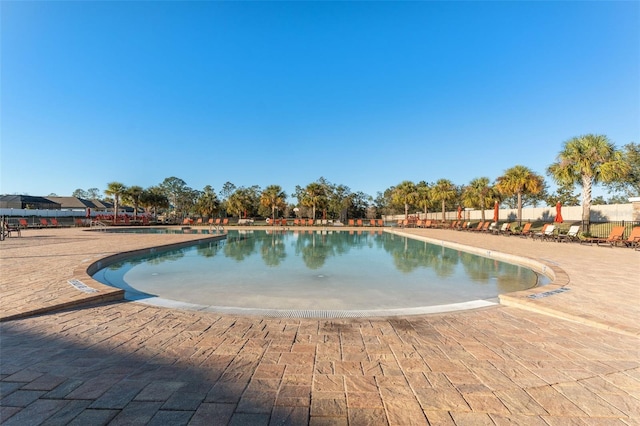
[[92, 230, 548, 317]]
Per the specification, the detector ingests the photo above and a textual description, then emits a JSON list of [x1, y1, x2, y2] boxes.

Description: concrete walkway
[[1, 226, 638, 425]]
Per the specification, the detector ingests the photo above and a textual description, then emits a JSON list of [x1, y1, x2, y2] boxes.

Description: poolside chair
[[377, 219, 384, 227], [530, 223, 548, 240], [622, 227, 640, 248], [556, 225, 580, 243], [196, 218, 203, 226], [19, 218, 29, 229], [50, 218, 61, 227], [581, 226, 626, 247], [510, 222, 532, 237], [484, 222, 496, 233], [469, 221, 484, 232], [493, 222, 509, 235], [532, 224, 555, 241], [40, 218, 50, 227]]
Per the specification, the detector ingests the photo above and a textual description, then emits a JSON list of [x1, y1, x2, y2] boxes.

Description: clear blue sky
[[2, 1, 638, 202]]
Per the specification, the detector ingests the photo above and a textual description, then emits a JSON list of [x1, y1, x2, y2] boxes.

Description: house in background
[[45, 197, 113, 213], [0, 195, 61, 210]]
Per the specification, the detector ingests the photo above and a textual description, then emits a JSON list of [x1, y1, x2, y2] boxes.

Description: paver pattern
[[1, 226, 638, 425]]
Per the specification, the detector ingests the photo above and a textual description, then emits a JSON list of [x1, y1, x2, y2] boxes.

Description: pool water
[[92, 230, 546, 314]]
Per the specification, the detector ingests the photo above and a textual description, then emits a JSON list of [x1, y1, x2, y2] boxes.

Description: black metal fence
[[583, 220, 640, 239]]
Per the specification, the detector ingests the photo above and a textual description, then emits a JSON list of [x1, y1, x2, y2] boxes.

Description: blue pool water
[[92, 230, 546, 314]]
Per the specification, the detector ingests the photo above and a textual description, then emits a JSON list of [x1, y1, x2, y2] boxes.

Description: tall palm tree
[[300, 182, 326, 220], [462, 177, 498, 222], [195, 185, 220, 219], [123, 185, 144, 220], [416, 181, 432, 216], [260, 185, 287, 222], [104, 182, 127, 224], [495, 165, 544, 224], [547, 134, 629, 230], [431, 179, 457, 222], [391, 181, 419, 220]]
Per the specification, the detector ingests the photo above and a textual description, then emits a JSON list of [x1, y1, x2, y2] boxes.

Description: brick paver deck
[[1, 226, 638, 425]]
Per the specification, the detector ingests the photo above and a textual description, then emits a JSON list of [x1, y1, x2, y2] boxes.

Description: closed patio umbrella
[[457, 206, 462, 220], [493, 201, 499, 222], [555, 202, 563, 223]]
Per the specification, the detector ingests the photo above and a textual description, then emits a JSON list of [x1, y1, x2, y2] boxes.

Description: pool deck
[[1, 226, 638, 425]]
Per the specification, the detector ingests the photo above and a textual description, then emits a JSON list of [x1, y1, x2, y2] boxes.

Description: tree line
[[72, 135, 637, 228]]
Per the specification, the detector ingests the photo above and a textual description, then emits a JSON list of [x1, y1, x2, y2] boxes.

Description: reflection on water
[[93, 230, 545, 310]]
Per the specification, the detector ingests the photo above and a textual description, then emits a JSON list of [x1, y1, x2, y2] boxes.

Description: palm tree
[[462, 177, 498, 222], [260, 185, 287, 222], [195, 185, 220, 219], [547, 134, 630, 230], [431, 179, 458, 222], [391, 181, 419, 220], [104, 182, 127, 224], [300, 182, 326, 220], [495, 165, 544, 224], [123, 185, 144, 220], [416, 181, 432, 216]]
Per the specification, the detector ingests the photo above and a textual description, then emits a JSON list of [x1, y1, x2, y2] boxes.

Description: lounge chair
[[40, 218, 50, 227], [581, 226, 625, 247], [622, 227, 640, 248], [484, 222, 497, 233], [50, 218, 61, 227], [532, 224, 555, 241], [510, 222, 532, 237], [377, 219, 384, 227], [492, 222, 510, 235], [19, 218, 29, 229], [556, 225, 580, 243], [469, 221, 484, 232]]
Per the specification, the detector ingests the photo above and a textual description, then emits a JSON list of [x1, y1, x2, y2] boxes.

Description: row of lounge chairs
[[185, 218, 229, 226], [16, 218, 63, 228], [404, 219, 639, 248]]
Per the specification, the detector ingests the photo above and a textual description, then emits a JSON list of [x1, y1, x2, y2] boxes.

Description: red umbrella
[[457, 206, 462, 220], [555, 202, 563, 223], [493, 201, 499, 222]]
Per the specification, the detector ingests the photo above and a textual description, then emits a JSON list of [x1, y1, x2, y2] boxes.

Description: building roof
[[0, 195, 61, 209]]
